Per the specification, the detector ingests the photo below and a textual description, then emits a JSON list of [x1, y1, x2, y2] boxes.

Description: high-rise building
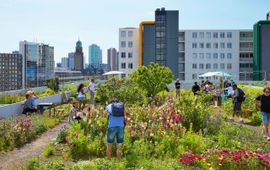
[[140, 8, 179, 78], [0, 51, 23, 92], [61, 57, 69, 69], [253, 20, 270, 80], [119, 27, 139, 76], [107, 48, 118, 71], [68, 52, 75, 70], [179, 30, 253, 82], [267, 11, 270, 20], [19, 41, 55, 88], [89, 44, 102, 69], [74, 40, 84, 72]]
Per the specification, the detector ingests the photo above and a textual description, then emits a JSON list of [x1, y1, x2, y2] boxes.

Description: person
[[192, 82, 200, 95], [68, 101, 79, 123], [88, 79, 95, 108], [77, 84, 86, 111], [26, 90, 39, 107], [254, 87, 270, 140], [105, 100, 125, 159], [175, 79, 181, 98], [22, 93, 38, 115], [231, 84, 245, 122]]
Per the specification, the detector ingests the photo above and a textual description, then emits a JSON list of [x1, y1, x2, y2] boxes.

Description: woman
[[77, 83, 86, 111]]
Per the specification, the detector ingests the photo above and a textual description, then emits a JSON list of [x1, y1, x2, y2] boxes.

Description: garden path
[[0, 121, 69, 170]]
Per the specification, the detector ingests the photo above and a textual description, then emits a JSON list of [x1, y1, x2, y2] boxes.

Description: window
[[214, 43, 218, 49], [121, 31, 126, 37], [220, 32, 225, 38], [213, 32, 218, 38], [121, 41, 126, 48], [220, 43, 225, 49], [192, 53, 197, 59], [128, 41, 133, 48], [128, 52, 133, 58], [121, 52, 126, 58], [121, 63, 126, 69], [199, 64, 204, 69], [192, 64, 197, 69], [199, 53, 204, 59], [227, 63, 232, 69], [192, 43, 197, 48], [206, 43, 211, 48], [206, 53, 211, 59], [128, 63, 133, 69], [227, 32, 232, 38], [206, 32, 211, 38], [227, 42, 232, 49], [213, 53, 218, 59], [220, 63, 225, 69], [128, 31, 133, 37], [199, 32, 204, 38], [192, 74, 197, 79], [213, 63, 218, 69], [206, 63, 211, 69], [199, 43, 204, 48], [227, 53, 232, 59], [192, 32, 197, 38], [220, 53, 225, 59]]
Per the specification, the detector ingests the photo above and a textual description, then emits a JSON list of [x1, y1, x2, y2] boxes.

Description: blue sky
[[0, 0, 269, 64]]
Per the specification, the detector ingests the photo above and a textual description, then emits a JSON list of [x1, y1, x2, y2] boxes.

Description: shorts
[[107, 126, 124, 144], [262, 112, 270, 124], [233, 102, 242, 112], [78, 96, 85, 102]]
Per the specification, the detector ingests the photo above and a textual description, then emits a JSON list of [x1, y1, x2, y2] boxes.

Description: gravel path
[[0, 121, 69, 170]]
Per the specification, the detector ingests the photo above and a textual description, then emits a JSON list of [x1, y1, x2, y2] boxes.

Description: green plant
[[43, 144, 54, 157]]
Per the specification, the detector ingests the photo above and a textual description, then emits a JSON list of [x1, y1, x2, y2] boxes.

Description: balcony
[[240, 48, 253, 52], [240, 37, 253, 42]]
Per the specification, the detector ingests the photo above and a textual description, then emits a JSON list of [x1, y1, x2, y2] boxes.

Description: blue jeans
[[262, 112, 270, 125], [107, 126, 124, 144]]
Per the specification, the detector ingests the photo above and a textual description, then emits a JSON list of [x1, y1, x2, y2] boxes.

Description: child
[[22, 93, 38, 115], [77, 84, 86, 111], [68, 101, 82, 123]]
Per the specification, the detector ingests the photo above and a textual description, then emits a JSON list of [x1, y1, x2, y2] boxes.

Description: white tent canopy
[[102, 71, 124, 76], [199, 71, 232, 78]]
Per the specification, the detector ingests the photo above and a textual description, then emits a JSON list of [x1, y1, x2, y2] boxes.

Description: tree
[[130, 63, 173, 99], [45, 78, 60, 92]]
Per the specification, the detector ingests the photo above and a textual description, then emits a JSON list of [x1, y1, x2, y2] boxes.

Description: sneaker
[[229, 117, 234, 122], [267, 136, 270, 141]]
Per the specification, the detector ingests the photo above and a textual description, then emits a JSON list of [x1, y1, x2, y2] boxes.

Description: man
[[22, 93, 38, 114], [192, 82, 200, 95], [105, 100, 125, 159], [175, 79, 181, 98], [254, 87, 270, 140], [88, 79, 95, 108], [231, 84, 244, 122]]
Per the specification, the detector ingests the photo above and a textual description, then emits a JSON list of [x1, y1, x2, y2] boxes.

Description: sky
[[0, 0, 269, 64]]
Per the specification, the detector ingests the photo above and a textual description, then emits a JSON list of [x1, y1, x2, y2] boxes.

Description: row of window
[[192, 32, 232, 39], [121, 41, 133, 48], [120, 52, 133, 58], [192, 63, 232, 70], [120, 31, 134, 38], [192, 53, 232, 59], [121, 63, 133, 69], [192, 42, 232, 49]]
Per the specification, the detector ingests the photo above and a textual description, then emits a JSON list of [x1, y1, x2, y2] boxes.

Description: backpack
[[111, 101, 124, 117], [237, 88, 246, 102]]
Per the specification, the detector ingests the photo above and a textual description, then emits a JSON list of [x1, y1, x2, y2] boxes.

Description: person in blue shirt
[[22, 93, 38, 115], [105, 100, 125, 159]]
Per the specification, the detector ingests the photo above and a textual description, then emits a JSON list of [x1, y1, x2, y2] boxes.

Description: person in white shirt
[[88, 79, 95, 107]]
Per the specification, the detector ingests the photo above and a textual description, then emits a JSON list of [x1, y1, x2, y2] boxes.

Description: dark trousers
[[22, 108, 37, 115]]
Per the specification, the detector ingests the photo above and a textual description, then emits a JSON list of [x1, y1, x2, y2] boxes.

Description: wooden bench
[[38, 102, 57, 117]]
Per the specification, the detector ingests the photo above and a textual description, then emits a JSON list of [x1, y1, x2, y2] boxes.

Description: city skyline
[[0, 0, 269, 64]]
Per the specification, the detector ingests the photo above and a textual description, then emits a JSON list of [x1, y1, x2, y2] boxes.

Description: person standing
[[192, 82, 200, 95], [175, 79, 181, 98], [77, 84, 86, 111], [254, 87, 270, 140], [105, 100, 125, 159], [88, 79, 95, 108], [231, 84, 245, 122]]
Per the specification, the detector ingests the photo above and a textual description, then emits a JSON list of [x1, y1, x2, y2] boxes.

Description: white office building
[[178, 30, 253, 82], [118, 27, 139, 76]]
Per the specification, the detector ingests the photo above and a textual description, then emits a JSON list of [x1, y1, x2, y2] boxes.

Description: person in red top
[[175, 79, 181, 98]]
